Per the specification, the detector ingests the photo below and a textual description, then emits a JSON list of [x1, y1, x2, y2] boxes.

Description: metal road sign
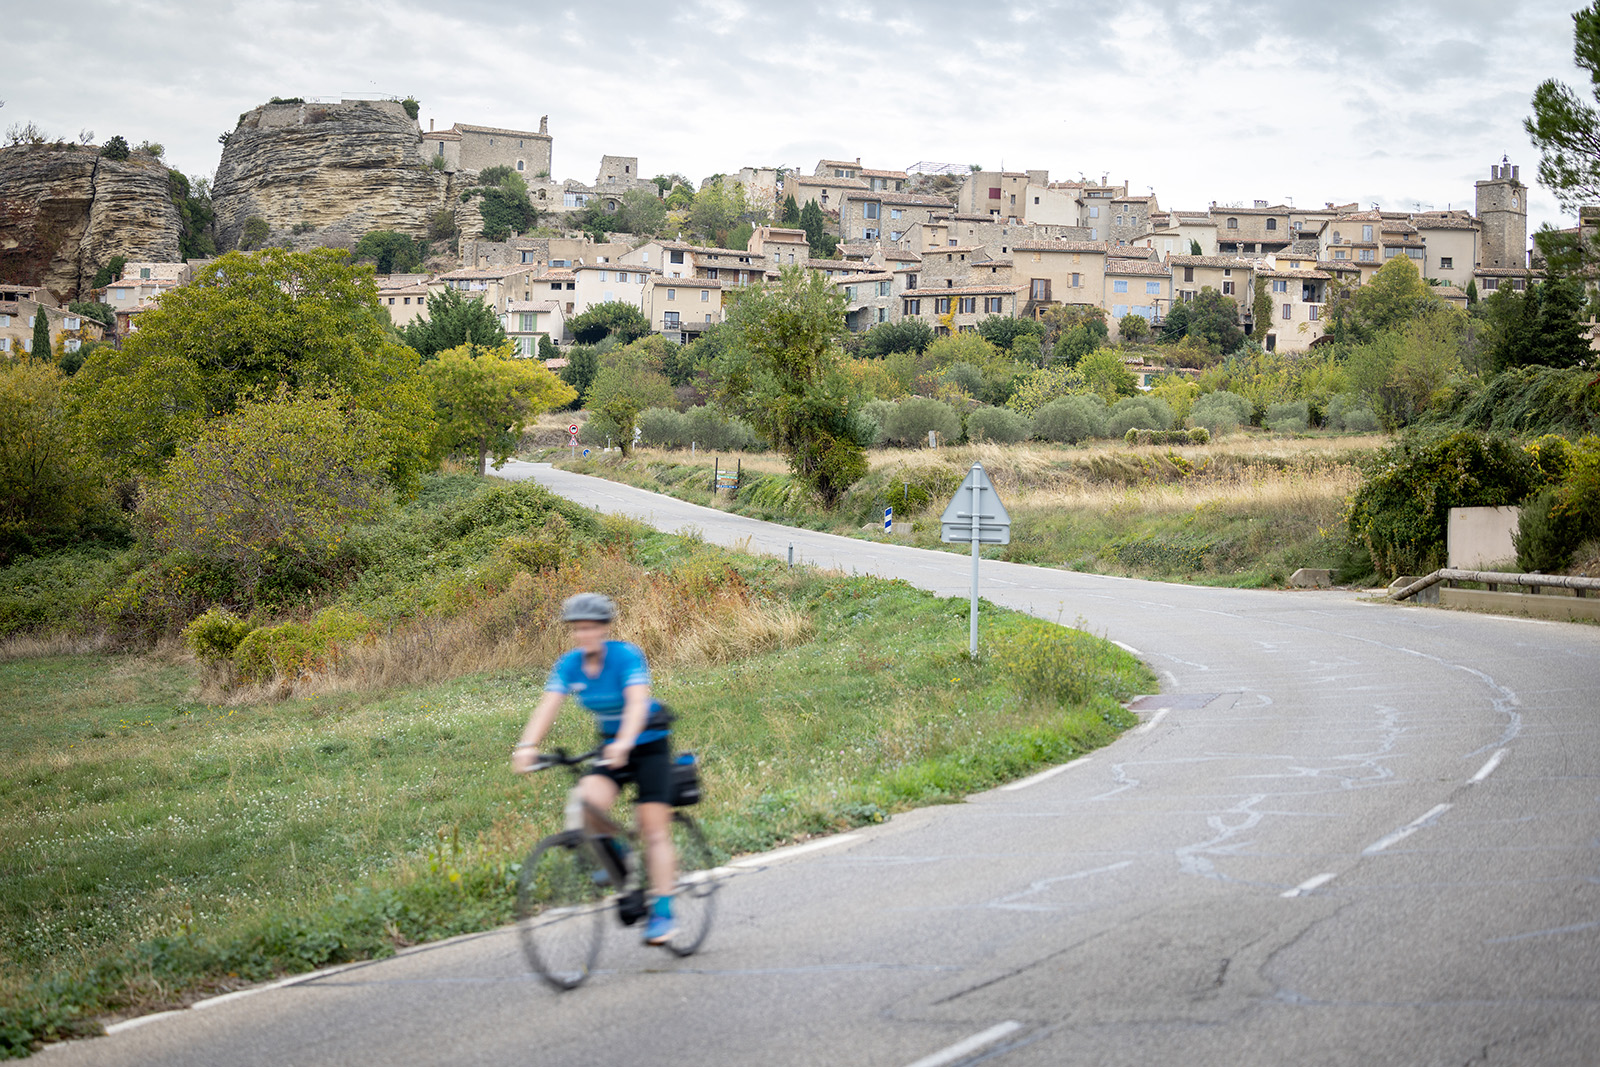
[[940, 464, 1011, 545], [884, 506, 893, 531], [568, 423, 580, 435], [940, 463, 1012, 654]]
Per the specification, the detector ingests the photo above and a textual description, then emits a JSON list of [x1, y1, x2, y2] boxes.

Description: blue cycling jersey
[[544, 640, 669, 743]]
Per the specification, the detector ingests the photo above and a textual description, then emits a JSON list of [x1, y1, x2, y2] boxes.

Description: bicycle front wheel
[[515, 831, 611, 990], [665, 813, 720, 957]]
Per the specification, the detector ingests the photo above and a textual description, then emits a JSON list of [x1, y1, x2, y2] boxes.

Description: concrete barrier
[[1448, 506, 1520, 569]]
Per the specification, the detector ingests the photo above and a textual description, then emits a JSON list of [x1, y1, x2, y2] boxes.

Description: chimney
[[1491, 165, 1500, 179], [429, 119, 434, 131], [1513, 165, 1520, 181]]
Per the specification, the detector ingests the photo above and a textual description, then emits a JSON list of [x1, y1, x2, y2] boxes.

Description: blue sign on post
[[884, 506, 893, 531], [582, 448, 591, 458]]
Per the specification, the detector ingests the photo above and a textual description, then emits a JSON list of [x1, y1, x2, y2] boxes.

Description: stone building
[[834, 272, 898, 332], [838, 192, 955, 246], [1476, 157, 1529, 269], [784, 173, 867, 211], [1104, 259, 1170, 338], [0, 284, 103, 356], [957, 170, 1050, 218], [453, 120, 552, 176], [1009, 240, 1109, 317], [1167, 255, 1256, 308], [649, 277, 723, 341], [621, 241, 773, 288], [502, 299, 566, 355], [457, 236, 636, 271], [1257, 267, 1331, 353], [901, 282, 1026, 335], [748, 227, 810, 271]]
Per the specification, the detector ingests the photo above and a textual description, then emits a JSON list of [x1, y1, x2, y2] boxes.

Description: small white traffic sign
[[940, 463, 1012, 655], [568, 423, 580, 435]]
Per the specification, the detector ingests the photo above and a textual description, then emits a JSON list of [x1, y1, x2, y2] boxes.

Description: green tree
[[977, 315, 1045, 352], [559, 344, 602, 407], [240, 216, 270, 250], [91, 255, 127, 289], [1527, 3, 1600, 217], [583, 341, 675, 456], [352, 230, 426, 274], [715, 265, 868, 506], [425, 342, 577, 474], [30, 308, 51, 362], [399, 287, 507, 358], [1076, 349, 1140, 403], [1186, 287, 1245, 354], [861, 318, 933, 357], [1252, 276, 1273, 340], [780, 194, 801, 226], [70, 248, 434, 491], [0, 361, 105, 562], [1466, 279, 1479, 305], [401, 97, 420, 120], [99, 135, 130, 161], [1161, 298, 1192, 342], [1118, 312, 1151, 342], [1480, 278, 1592, 372], [1189, 239, 1203, 255], [798, 200, 838, 257], [137, 389, 391, 591], [167, 170, 217, 260], [471, 168, 538, 241], [568, 301, 651, 345], [68, 301, 115, 330]]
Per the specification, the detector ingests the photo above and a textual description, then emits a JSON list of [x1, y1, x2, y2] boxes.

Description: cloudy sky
[[7, 1, 1591, 235]]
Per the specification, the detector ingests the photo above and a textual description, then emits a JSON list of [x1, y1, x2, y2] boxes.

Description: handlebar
[[528, 746, 606, 773]]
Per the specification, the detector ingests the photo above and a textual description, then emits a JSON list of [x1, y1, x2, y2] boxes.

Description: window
[[1362, 225, 1374, 242], [1272, 279, 1288, 293], [140, 267, 151, 279], [522, 251, 538, 263], [1266, 334, 1277, 352], [517, 160, 525, 171], [520, 312, 535, 331], [1113, 280, 1128, 293], [1145, 281, 1160, 295], [706, 314, 713, 323], [1282, 303, 1292, 319], [905, 273, 918, 289], [1334, 249, 1347, 260], [904, 298, 921, 315], [663, 311, 680, 327], [1440, 256, 1454, 269], [1266, 218, 1277, 231], [1308, 305, 1320, 321], [403, 296, 411, 304], [1359, 249, 1374, 261], [1183, 266, 1194, 282], [0, 338, 8, 352], [670, 250, 685, 264], [863, 228, 879, 240], [890, 231, 903, 242], [667, 289, 676, 301], [935, 296, 952, 313], [701, 289, 709, 302], [616, 272, 628, 283], [65, 316, 80, 329], [878, 280, 891, 297], [1070, 273, 1080, 288], [864, 202, 880, 219], [550, 282, 562, 291], [706, 268, 719, 279], [1089, 206, 1100, 218], [551, 259, 570, 268], [877, 307, 887, 323], [958, 296, 976, 313], [959, 324, 977, 333], [739, 271, 749, 285], [1222, 281, 1235, 295], [1031, 278, 1051, 301], [1089, 229, 1097, 240], [985, 296, 1003, 313], [1513, 279, 1526, 290], [598, 271, 608, 282], [988, 187, 1001, 199], [1113, 304, 1128, 317], [1227, 218, 1238, 229], [890, 208, 902, 220]]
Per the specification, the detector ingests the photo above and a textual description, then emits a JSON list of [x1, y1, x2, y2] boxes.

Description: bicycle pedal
[[617, 889, 647, 925]]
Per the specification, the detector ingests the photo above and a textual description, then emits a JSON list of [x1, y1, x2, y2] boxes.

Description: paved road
[[50, 462, 1600, 1066]]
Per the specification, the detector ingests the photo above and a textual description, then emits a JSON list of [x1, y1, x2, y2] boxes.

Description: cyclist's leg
[[577, 771, 620, 833], [636, 801, 677, 898]]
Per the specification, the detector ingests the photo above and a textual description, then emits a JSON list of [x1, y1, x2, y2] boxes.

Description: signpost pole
[[969, 475, 980, 656]]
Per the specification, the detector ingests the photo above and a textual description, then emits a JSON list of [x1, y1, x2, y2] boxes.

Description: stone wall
[[0, 144, 181, 302]]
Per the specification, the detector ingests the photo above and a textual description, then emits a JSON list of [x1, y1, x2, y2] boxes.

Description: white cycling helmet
[[560, 592, 616, 623]]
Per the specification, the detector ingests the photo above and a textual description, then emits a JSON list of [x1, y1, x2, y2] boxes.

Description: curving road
[[49, 461, 1600, 1067]]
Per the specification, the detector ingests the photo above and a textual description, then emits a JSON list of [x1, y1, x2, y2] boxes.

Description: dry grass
[[0, 631, 112, 662], [1022, 461, 1363, 517]]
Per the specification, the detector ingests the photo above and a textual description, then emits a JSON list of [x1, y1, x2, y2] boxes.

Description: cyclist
[[513, 593, 679, 945]]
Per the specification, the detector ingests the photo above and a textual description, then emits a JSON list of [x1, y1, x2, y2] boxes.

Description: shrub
[[233, 607, 374, 683], [240, 216, 270, 250], [1107, 395, 1173, 437], [1189, 390, 1252, 433], [991, 617, 1136, 706], [883, 397, 961, 447], [1266, 399, 1310, 433], [1327, 392, 1381, 433], [683, 406, 760, 451], [637, 406, 689, 448], [965, 405, 1030, 444], [183, 607, 256, 662], [1123, 428, 1207, 446], [1031, 395, 1107, 443], [1515, 440, 1600, 572], [99, 135, 130, 161], [1348, 431, 1543, 579], [861, 399, 896, 446]]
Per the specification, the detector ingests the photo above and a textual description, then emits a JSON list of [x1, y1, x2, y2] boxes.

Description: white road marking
[[903, 1021, 1025, 1067], [1470, 748, 1508, 784], [102, 1011, 184, 1035], [1280, 872, 1337, 898], [1363, 803, 1453, 855], [1132, 708, 1171, 735], [1111, 640, 1141, 655], [997, 757, 1093, 791], [727, 832, 864, 868]]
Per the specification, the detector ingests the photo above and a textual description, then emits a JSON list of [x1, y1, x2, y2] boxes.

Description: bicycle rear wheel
[[664, 813, 720, 957], [515, 831, 611, 990]]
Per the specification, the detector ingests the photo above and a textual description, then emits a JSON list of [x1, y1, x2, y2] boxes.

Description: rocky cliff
[[0, 146, 182, 301], [212, 100, 450, 250]]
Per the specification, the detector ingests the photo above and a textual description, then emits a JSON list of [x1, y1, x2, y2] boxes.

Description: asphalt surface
[[46, 460, 1600, 1067]]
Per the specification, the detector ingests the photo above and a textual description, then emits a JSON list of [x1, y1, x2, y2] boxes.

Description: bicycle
[[514, 746, 720, 991]]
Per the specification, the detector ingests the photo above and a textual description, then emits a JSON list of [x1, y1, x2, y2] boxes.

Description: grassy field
[[0, 506, 1151, 1056], [540, 433, 1384, 587]]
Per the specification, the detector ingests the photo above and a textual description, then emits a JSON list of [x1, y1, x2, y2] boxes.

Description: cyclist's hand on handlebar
[[512, 746, 541, 774], [600, 738, 633, 769]]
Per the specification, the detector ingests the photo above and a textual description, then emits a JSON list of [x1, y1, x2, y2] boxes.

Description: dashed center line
[[1470, 748, 1508, 784], [997, 756, 1092, 791], [1363, 803, 1453, 855], [903, 1021, 1025, 1067], [1280, 872, 1337, 898]]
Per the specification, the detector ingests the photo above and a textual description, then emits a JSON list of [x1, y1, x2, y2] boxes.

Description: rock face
[[213, 100, 450, 250], [0, 145, 181, 301]]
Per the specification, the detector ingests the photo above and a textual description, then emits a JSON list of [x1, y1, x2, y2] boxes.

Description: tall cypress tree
[[781, 194, 801, 226], [31, 308, 52, 362]]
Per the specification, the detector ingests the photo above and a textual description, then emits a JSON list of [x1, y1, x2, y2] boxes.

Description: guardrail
[[1390, 569, 1600, 602]]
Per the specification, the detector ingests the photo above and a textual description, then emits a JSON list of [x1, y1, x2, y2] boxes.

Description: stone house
[[0, 285, 104, 357], [957, 170, 1050, 218], [621, 241, 773, 288], [784, 173, 867, 212], [916, 215, 1092, 256], [1474, 266, 1537, 297], [1257, 267, 1331, 353], [1018, 182, 1084, 226], [94, 276, 180, 316], [458, 236, 636, 271], [648, 277, 723, 341], [1108, 195, 1159, 245], [452, 120, 552, 177], [747, 227, 810, 271], [1213, 203, 1297, 255], [569, 263, 655, 323], [502, 299, 566, 355], [834, 272, 898, 332], [1104, 259, 1170, 339], [1167, 255, 1256, 308], [1409, 212, 1481, 288], [1010, 240, 1109, 318], [1475, 158, 1529, 269], [534, 269, 578, 318], [431, 265, 539, 311], [376, 276, 432, 327], [738, 166, 784, 215], [900, 282, 1027, 335], [839, 192, 954, 246]]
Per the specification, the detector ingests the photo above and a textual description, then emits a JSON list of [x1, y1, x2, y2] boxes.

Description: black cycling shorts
[[583, 737, 673, 805]]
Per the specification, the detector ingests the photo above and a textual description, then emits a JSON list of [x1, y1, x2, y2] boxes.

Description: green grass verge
[[0, 545, 1151, 1057]]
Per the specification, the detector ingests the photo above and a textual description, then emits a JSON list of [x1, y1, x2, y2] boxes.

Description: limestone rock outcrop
[[212, 100, 450, 250], [0, 145, 181, 301]]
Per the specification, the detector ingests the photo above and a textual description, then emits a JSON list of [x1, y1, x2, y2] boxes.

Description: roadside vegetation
[[0, 474, 1150, 1058]]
